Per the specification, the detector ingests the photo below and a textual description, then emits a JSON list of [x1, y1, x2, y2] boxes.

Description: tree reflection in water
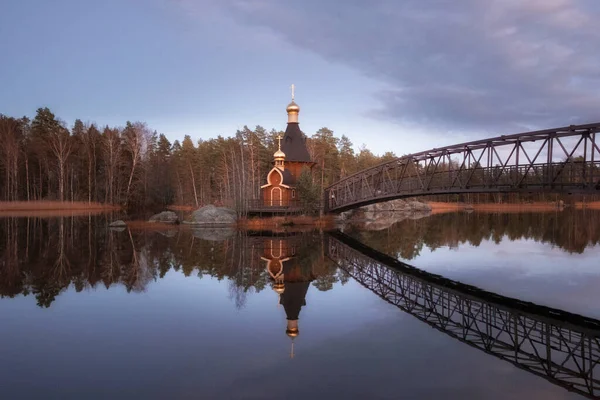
[[0, 217, 344, 308], [344, 209, 600, 260], [0, 209, 598, 308]]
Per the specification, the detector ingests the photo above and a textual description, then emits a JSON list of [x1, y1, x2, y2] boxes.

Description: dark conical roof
[[282, 123, 312, 163], [279, 281, 310, 320], [281, 169, 294, 185]]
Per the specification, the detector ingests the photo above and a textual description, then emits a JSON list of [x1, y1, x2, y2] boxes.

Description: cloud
[[176, 0, 600, 135]]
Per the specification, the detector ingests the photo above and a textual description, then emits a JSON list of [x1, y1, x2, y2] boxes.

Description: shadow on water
[[1, 210, 600, 398]]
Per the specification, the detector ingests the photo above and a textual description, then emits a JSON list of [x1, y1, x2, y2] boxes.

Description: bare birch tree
[[47, 122, 73, 202]]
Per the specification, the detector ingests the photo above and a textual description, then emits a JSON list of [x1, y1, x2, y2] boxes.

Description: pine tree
[[296, 167, 321, 214]]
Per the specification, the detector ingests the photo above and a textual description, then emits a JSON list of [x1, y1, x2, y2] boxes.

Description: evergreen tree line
[[0, 107, 398, 211]]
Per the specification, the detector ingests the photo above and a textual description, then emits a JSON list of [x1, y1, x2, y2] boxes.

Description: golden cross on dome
[[277, 134, 283, 150], [290, 84, 295, 101]]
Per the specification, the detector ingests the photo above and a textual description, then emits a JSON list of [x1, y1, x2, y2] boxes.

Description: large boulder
[[341, 199, 432, 230], [109, 220, 126, 232], [184, 205, 237, 225], [406, 201, 432, 212], [109, 220, 127, 227], [149, 211, 179, 224]]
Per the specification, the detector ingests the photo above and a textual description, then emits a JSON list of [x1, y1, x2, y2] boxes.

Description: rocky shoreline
[[111, 200, 434, 233], [338, 199, 432, 231]]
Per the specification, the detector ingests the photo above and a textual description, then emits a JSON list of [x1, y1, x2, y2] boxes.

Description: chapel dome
[[273, 282, 285, 295], [274, 149, 286, 159], [286, 101, 300, 113]]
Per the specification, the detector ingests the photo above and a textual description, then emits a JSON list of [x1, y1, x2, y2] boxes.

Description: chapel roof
[[279, 281, 310, 321], [282, 123, 312, 163], [281, 169, 294, 185]]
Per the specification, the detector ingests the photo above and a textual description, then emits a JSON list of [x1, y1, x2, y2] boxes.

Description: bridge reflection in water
[[326, 231, 600, 399]]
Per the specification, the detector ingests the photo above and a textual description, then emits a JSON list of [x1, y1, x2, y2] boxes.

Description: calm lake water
[[1, 210, 600, 399]]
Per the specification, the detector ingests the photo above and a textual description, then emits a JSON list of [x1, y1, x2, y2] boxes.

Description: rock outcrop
[[184, 205, 237, 225], [340, 199, 432, 231], [109, 220, 127, 227], [148, 211, 179, 224], [361, 199, 431, 218]]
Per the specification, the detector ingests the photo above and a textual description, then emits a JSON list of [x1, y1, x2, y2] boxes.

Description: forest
[[3, 108, 596, 215], [0, 107, 396, 212]]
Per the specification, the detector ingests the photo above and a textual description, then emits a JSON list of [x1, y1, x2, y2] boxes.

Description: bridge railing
[[326, 232, 600, 399], [325, 123, 600, 213]]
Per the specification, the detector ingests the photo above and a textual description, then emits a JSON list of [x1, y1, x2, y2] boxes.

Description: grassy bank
[[576, 201, 600, 210], [0, 201, 120, 217], [237, 215, 336, 231], [427, 202, 465, 214], [470, 203, 562, 213], [426, 201, 600, 214]]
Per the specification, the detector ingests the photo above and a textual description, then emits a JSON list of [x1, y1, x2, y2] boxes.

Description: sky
[[1, 0, 599, 155]]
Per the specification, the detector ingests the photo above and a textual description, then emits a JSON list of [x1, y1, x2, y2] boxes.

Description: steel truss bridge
[[324, 123, 600, 213], [326, 231, 600, 399]]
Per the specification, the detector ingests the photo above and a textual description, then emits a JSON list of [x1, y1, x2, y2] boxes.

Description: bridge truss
[[324, 123, 600, 213], [326, 232, 600, 399]]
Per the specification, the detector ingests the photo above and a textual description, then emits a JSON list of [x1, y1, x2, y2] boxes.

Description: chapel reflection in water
[[259, 234, 318, 358]]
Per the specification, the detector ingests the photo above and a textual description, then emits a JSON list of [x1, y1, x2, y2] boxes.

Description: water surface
[[1, 210, 599, 399]]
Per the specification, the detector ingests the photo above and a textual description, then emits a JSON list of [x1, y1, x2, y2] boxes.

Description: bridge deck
[[324, 122, 600, 213]]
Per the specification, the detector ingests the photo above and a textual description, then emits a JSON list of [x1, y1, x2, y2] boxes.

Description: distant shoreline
[[237, 215, 336, 230], [0, 201, 120, 217], [2, 200, 599, 220], [428, 201, 600, 214]]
